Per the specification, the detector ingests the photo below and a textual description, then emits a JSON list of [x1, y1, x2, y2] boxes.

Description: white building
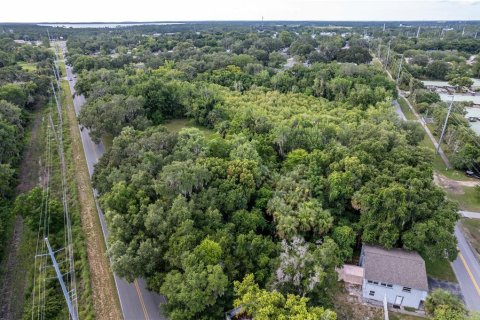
[[359, 245, 428, 309]]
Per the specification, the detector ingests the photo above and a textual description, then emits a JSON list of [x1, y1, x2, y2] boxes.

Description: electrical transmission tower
[[30, 31, 78, 320], [436, 95, 455, 154], [45, 238, 78, 320], [396, 54, 404, 85], [384, 40, 391, 70]]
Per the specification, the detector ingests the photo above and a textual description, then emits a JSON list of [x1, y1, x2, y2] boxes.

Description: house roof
[[363, 245, 429, 291]]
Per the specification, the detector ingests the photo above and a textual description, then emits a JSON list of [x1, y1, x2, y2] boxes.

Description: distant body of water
[[38, 22, 183, 28], [466, 107, 480, 135]]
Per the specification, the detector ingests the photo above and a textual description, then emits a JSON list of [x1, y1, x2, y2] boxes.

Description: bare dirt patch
[[433, 172, 479, 194], [333, 283, 383, 320]]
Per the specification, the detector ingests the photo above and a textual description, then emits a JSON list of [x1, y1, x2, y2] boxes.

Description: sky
[[1, 0, 480, 23]]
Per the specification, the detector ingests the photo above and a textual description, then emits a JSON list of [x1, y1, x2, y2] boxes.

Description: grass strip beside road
[[448, 187, 480, 212], [60, 78, 123, 319], [461, 219, 480, 259], [398, 97, 416, 121], [425, 257, 458, 283]]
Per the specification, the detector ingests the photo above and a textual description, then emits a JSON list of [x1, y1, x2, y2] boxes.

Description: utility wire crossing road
[[60, 42, 167, 320]]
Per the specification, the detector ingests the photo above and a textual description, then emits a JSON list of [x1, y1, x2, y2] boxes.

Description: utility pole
[[385, 40, 391, 70], [462, 26, 465, 36], [437, 95, 454, 154], [383, 294, 389, 320], [383, 23, 386, 32], [396, 54, 404, 85], [416, 26, 421, 38], [377, 40, 381, 59], [45, 238, 78, 320]]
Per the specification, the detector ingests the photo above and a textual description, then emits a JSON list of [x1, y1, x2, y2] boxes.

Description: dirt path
[[16, 111, 42, 193], [433, 172, 480, 194], [64, 83, 122, 320], [0, 109, 43, 320], [0, 217, 24, 320]]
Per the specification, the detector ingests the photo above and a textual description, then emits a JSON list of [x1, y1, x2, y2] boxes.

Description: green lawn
[[17, 61, 37, 71], [398, 97, 416, 121], [424, 257, 457, 283], [163, 118, 215, 137], [417, 124, 475, 181], [446, 186, 480, 212], [461, 218, 480, 257]]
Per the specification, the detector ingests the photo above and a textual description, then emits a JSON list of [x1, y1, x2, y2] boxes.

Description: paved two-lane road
[[391, 86, 480, 311], [452, 224, 480, 311], [61, 42, 167, 320]]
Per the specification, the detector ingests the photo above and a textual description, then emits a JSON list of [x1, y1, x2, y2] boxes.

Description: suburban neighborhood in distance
[[1, 1, 480, 319]]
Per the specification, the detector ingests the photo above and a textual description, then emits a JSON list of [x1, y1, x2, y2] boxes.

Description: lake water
[[38, 22, 183, 28], [466, 107, 480, 135]]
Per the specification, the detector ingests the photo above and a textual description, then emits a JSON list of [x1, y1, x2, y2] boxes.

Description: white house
[[359, 245, 429, 309]]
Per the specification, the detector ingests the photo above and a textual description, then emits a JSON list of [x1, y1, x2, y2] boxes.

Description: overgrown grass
[[9, 223, 35, 319], [424, 257, 457, 283], [164, 118, 216, 138], [389, 312, 424, 320], [398, 97, 416, 121], [59, 74, 122, 318], [21, 96, 96, 319], [58, 81, 96, 319], [417, 122, 474, 180], [446, 187, 480, 212], [0, 103, 48, 319], [17, 61, 37, 71], [50, 43, 66, 77], [461, 218, 480, 257]]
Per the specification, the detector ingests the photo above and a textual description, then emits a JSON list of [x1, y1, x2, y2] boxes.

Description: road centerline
[[459, 252, 480, 297], [134, 280, 150, 320]]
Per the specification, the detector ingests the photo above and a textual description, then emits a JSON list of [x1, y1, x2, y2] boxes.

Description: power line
[[436, 95, 454, 154], [45, 238, 78, 320], [396, 54, 404, 85]]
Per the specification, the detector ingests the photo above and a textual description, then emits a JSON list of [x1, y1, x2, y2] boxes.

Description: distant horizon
[[3, 0, 480, 23], [2, 19, 480, 24]]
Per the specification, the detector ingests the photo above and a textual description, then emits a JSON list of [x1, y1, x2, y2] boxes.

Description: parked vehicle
[[465, 170, 480, 179]]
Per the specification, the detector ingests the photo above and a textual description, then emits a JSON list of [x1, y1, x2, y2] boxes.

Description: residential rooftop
[[363, 245, 429, 291]]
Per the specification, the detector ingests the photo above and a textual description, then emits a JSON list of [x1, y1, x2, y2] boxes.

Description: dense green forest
[[1, 21, 479, 319], [0, 35, 53, 259], [58, 24, 470, 319]]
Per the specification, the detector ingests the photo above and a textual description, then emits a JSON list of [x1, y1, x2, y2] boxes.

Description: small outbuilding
[[359, 245, 428, 310]]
